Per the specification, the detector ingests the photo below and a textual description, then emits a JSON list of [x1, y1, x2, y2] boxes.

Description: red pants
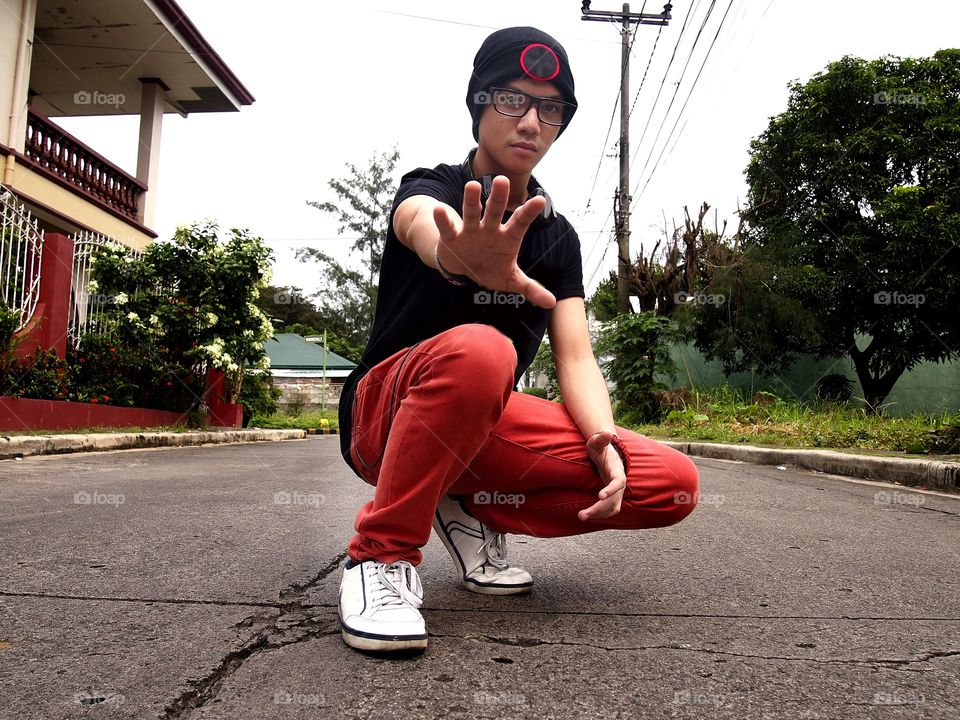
[[347, 324, 699, 564]]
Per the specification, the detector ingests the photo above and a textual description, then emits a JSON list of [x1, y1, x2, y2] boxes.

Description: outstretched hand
[[578, 431, 628, 521], [433, 175, 556, 309]]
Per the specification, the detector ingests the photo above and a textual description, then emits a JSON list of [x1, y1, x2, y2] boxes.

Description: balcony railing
[[23, 110, 146, 225]]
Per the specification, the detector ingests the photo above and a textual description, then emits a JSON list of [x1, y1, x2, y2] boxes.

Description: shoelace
[[369, 561, 424, 609], [478, 532, 510, 570]]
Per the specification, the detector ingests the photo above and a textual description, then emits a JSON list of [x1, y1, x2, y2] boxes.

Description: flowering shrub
[[1, 348, 69, 400], [89, 222, 274, 411], [0, 302, 20, 383]]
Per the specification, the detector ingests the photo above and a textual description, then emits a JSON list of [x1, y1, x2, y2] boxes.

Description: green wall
[[664, 342, 960, 417]]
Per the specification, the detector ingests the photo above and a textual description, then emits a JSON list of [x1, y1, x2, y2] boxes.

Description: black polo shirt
[[338, 160, 584, 471]]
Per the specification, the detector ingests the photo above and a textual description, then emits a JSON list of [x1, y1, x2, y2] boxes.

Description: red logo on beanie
[[520, 43, 560, 82]]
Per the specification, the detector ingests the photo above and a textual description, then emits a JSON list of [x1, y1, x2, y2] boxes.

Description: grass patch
[[630, 386, 960, 457], [250, 409, 339, 431]]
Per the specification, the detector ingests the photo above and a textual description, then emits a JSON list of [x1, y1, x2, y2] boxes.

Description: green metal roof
[[262, 334, 357, 371]]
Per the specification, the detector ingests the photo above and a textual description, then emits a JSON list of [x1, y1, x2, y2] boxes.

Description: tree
[[254, 284, 362, 361], [595, 312, 680, 423], [525, 340, 560, 400], [300, 148, 399, 347], [89, 222, 274, 409], [697, 51, 960, 412], [587, 202, 742, 321]]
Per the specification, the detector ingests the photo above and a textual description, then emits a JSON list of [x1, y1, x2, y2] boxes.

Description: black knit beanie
[[467, 26, 577, 141]]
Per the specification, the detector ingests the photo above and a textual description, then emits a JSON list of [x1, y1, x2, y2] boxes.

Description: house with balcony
[[0, 0, 254, 430], [1, 0, 253, 250]]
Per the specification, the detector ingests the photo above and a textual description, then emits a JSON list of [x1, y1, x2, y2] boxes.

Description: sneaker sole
[[463, 577, 533, 595], [433, 518, 533, 596], [340, 623, 428, 652]]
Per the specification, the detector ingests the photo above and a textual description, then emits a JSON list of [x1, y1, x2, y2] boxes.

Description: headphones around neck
[[459, 149, 557, 226]]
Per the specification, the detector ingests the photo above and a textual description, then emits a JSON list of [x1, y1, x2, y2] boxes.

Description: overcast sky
[[59, 0, 960, 299]]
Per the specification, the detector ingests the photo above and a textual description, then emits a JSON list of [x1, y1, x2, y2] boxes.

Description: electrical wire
[[582, 19, 643, 215], [629, 0, 718, 194], [632, 0, 737, 206], [582, 0, 706, 292]]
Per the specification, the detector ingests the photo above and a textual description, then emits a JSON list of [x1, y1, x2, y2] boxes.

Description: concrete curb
[[0, 428, 308, 460], [663, 441, 960, 491]]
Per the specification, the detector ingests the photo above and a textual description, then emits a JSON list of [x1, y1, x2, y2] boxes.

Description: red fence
[[3, 233, 242, 431]]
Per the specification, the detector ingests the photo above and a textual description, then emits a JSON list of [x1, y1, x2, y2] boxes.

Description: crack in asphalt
[[917, 504, 960, 519], [0, 590, 282, 609], [295, 602, 960, 623], [159, 550, 347, 720], [438, 634, 960, 670]]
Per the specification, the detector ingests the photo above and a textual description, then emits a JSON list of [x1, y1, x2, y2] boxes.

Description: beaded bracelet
[[609, 433, 630, 474]]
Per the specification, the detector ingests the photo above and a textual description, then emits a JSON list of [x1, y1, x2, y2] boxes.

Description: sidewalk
[[0, 428, 307, 461], [3, 427, 956, 492], [1, 435, 957, 719]]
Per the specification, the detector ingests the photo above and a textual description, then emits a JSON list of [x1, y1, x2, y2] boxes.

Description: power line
[[582, 0, 703, 293], [629, 0, 718, 193], [581, 1, 673, 312], [582, 21, 642, 215], [632, 0, 737, 206]]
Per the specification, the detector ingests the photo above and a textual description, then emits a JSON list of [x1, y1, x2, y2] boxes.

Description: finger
[[578, 497, 622, 521], [432, 205, 460, 244], [513, 273, 556, 309], [482, 175, 510, 228], [462, 181, 483, 229], [504, 194, 547, 238], [586, 430, 613, 456], [599, 479, 627, 500]]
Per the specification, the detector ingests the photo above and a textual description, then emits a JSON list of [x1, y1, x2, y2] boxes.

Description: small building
[[263, 334, 357, 411]]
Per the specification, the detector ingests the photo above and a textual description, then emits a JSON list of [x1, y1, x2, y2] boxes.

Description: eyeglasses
[[488, 86, 574, 126]]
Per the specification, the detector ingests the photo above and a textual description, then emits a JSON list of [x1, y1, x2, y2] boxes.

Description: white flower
[[221, 352, 233, 364], [227, 362, 239, 372], [114, 292, 129, 305], [87, 280, 99, 292], [259, 314, 274, 338], [126, 311, 139, 322], [206, 312, 218, 327], [203, 343, 223, 359]]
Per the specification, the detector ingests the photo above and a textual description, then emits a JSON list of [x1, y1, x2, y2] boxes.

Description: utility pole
[[582, 1, 672, 313]]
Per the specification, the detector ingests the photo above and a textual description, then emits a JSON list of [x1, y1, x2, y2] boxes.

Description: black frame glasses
[[488, 86, 574, 127]]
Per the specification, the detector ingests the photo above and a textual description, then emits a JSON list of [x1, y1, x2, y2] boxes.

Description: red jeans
[[347, 324, 699, 564]]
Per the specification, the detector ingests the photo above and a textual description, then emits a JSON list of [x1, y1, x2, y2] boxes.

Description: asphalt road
[[1, 436, 958, 719]]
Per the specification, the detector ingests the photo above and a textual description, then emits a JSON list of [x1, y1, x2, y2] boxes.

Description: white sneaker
[[433, 495, 533, 595], [338, 560, 428, 652]]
